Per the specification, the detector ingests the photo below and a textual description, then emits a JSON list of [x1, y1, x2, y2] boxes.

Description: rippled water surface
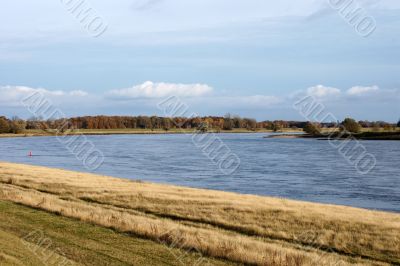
[[0, 134, 399, 212]]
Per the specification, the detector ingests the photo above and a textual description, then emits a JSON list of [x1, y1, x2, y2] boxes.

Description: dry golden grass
[[0, 229, 75, 266], [0, 162, 399, 265], [0, 200, 235, 266]]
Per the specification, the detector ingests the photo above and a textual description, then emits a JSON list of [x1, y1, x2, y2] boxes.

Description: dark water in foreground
[[0, 134, 399, 212]]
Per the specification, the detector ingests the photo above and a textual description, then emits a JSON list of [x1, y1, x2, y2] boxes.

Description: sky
[[0, 0, 399, 121]]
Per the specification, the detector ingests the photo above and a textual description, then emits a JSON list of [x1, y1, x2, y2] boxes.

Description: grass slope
[[0, 200, 233, 266], [0, 162, 399, 265]]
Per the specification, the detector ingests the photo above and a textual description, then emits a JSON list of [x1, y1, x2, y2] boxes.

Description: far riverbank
[[0, 128, 303, 138], [266, 131, 400, 140]]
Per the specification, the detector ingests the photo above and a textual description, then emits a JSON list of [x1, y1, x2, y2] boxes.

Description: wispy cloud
[[297, 84, 400, 100], [347, 85, 379, 96], [0, 86, 89, 106]]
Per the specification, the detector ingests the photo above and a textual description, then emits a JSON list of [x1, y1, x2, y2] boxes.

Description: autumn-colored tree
[[223, 114, 234, 130], [9, 117, 26, 134], [0, 117, 10, 133], [2, 115, 397, 134], [244, 118, 257, 130], [232, 116, 242, 128]]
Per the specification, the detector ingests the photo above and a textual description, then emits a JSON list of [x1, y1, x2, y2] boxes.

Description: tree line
[[0, 115, 304, 132], [304, 118, 400, 135], [0, 116, 27, 134], [0, 115, 399, 134]]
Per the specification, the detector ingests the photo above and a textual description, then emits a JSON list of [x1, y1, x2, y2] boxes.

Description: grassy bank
[[328, 131, 400, 140], [268, 130, 400, 140], [0, 162, 399, 265], [0, 200, 233, 266]]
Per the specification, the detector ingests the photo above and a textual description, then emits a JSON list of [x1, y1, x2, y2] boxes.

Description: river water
[[0, 133, 399, 212]]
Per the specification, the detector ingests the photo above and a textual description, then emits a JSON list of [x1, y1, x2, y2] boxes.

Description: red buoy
[[29, 151, 32, 157]]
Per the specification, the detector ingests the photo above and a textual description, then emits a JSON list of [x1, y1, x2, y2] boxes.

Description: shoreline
[[267, 131, 400, 140], [0, 128, 303, 139], [0, 162, 399, 265], [3, 161, 398, 214]]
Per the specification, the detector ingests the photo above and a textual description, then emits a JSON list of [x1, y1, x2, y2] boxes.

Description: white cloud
[[297, 84, 400, 103], [0, 85, 88, 106], [306, 85, 341, 98], [107, 81, 213, 99], [346, 85, 379, 96], [0, 86, 62, 101]]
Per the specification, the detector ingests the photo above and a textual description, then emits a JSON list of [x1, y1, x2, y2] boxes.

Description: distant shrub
[[382, 123, 396, 131], [303, 122, 321, 136], [371, 122, 381, 132], [341, 118, 361, 133]]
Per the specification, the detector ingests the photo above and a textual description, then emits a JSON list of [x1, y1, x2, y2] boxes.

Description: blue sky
[[1, 0, 399, 121]]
